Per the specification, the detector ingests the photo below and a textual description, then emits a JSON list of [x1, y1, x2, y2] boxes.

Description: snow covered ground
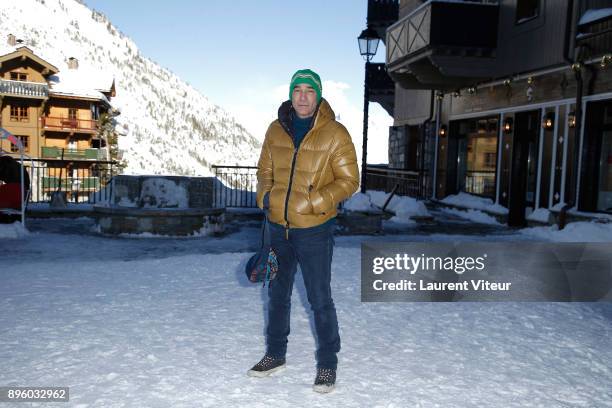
[[1, 216, 612, 407]]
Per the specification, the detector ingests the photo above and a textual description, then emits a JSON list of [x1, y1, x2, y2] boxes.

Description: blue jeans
[[266, 219, 340, 369]]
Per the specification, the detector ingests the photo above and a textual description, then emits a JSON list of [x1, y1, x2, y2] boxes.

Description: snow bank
[[441, 192, 508, 215], [526, 208, 553, 224], [344, 190, 430, 224], [0, 222, 29, 239], [368, 190, 430, 217], [521, 221, 612, 242], [343, 192, 375, 212], [388, 199, 426, 224], [441, 207, 502, 225]]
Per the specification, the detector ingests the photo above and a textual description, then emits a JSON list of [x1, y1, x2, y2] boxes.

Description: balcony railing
[[41, 146, 104, 161], [0, 78, 49, 98], [41, 176, 100, 191], [386, 0, 498, 68], [42, 116, 98, 132]]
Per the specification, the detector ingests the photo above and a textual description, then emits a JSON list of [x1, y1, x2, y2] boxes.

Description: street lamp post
[[357, 27, 380, 194]]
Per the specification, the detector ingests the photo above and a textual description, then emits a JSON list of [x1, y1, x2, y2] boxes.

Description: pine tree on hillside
[[97, 110, 127, 173]]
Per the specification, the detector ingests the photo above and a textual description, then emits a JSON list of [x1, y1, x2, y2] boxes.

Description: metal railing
[[0, 78, 49, 98], [42, 116, 99, 132], [365, 166, 430, 199], [464, 170, 496, 198], [21, 158, 118, 204], [212, 165, 258, 208], [211, 164, 432, 208]]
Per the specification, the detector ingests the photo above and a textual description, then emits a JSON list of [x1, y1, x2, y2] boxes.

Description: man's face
[[291, 83, 318, 118]]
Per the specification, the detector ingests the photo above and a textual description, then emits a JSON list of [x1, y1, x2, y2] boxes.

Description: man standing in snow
[[248, 69, 359, 393]]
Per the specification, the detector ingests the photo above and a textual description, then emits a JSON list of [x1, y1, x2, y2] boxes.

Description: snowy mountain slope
[[0, 0, 260, 175]]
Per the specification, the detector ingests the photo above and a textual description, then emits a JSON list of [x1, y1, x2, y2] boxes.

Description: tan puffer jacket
[[256, 98, 359, 229]]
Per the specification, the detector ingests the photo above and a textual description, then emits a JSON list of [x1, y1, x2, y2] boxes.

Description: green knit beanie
[[289, 69, 322, 102]]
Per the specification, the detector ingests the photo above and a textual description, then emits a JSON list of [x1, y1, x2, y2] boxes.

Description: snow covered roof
[[0, 45, 59, 74], [48, 68, 113, 103], [0, 43, 114, 103], [578, 8, 612, 27]]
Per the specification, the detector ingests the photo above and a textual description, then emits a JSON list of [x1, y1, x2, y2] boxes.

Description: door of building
[[580, 100, 612, 213], [508, 110, 540, 227]]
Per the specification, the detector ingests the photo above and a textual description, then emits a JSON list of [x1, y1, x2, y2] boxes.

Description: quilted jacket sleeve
[[310, 125, 360, 214], [256, 126, 274, 210]]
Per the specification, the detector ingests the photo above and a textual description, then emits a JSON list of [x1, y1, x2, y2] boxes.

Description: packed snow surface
[[1, 216, 611, 407]]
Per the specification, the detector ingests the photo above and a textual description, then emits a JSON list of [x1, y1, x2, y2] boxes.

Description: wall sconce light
[[477, 122, 487, 134], [601, 54, 611, 69], [439, 125, 447, 137], [568, 111, 576, 128], [452, 91, 460, 98], [435, 92, 444, 101], [542, 112, 555, 130], [503, 117, 513, 133], [467, 87, 476, 95], [503, 79, 512, 87]]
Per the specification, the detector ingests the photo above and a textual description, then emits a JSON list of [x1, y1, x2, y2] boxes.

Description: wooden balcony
[[42, 176, 100, 191], [0, 78, 49, 99], [386, 0, 499, 90], [42, 116, 99, 133], [41, 146, 104, 161]]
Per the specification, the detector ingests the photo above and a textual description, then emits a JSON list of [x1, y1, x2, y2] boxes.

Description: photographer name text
[[372, 279, 511, 292]]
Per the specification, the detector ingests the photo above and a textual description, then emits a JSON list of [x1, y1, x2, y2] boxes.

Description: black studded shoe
[[247, 354, 286, 378], [313, 367, 336, 393]]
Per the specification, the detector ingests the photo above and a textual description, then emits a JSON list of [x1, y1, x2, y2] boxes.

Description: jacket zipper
[[279, 104, 321, 240], [283, 146, 298, 240]]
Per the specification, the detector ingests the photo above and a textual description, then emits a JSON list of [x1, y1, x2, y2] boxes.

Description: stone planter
[[336, 210, 383, 235], [94, 206, 225, 236], [93, 175, 225, 236]]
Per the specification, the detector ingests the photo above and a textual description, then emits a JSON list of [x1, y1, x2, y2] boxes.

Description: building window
[[90, 104, 100, 120], [9, 72, 28, 81], [515, 0, 539, 24], [68, 108, 78, 120], [10, 105, 28, 121], [10, 135, 29, 153]]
